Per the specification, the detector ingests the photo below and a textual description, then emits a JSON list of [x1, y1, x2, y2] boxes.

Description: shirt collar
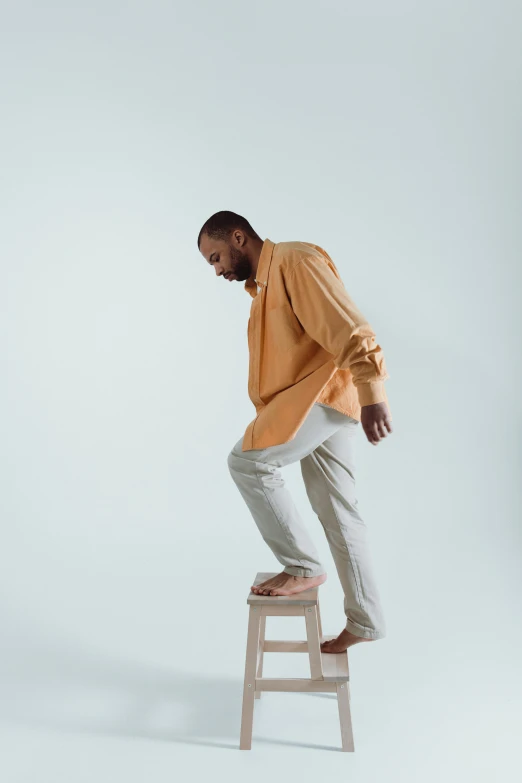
[[244, 238, 275, 299]]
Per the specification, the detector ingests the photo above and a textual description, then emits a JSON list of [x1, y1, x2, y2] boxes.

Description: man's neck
[[247, 237, 265, 286], [247, 239, 264, 286]]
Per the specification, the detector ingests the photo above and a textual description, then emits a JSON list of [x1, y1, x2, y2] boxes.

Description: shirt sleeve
[[285, 253, 390, 407]]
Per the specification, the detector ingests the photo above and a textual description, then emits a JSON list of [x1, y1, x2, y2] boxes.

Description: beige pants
[[227, 402, 386, 639]]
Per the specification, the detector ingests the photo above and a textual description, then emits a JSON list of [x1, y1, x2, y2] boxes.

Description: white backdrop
[[1, 1, 521, 780]]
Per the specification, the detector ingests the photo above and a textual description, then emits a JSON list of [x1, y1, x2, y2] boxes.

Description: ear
[[232, 229, 246, 247]]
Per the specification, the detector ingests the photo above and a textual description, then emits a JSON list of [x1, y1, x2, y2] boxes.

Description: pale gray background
[[1, 0, 521, 780]]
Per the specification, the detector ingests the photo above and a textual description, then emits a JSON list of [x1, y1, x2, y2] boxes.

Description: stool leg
[[316, 598, 323, 643], [336, 680, 355, 751], [255, 614, 266, 699], [240, 606, 262, 750], [304, 605, 323, 680]]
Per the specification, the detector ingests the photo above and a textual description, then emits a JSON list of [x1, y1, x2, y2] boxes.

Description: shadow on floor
[[1, 641, 340, 751]]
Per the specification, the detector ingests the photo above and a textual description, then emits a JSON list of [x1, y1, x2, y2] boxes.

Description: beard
[[229, 246, 252, 281]]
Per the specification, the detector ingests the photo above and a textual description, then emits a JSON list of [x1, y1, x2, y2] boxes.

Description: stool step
[[320, 635, 350, 682], [262, 636, 349, 682], [247, 571, 321, 606]]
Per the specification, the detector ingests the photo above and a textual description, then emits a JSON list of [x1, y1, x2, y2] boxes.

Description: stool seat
[[240, 571, 355, 751], [247, 571, 320, 605]]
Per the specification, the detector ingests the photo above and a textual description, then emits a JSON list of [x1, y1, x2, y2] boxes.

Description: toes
[[321, 642, 338, 653], [251, 580, 288, 596]]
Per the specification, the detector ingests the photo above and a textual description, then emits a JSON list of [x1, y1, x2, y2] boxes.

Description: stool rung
[[256, 678, 338, 693], [263, 640, 309, 652]]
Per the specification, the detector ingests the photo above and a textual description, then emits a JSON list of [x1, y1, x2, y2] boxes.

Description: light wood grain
[[239, 605, 262, 750], [240, 571, 354, 751], [255, 614, 266, 700]]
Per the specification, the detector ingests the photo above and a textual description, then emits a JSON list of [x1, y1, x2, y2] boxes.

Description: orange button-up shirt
[[241, 238, 391, 451]]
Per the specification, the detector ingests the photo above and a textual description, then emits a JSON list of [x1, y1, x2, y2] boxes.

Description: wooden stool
[[240, 571, 355, 751]]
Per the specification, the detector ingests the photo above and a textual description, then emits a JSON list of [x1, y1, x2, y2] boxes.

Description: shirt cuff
[[356, 380, 388, 407]]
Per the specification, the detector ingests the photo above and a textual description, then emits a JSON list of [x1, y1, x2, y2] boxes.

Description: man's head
[[198, 210, 263, 284]]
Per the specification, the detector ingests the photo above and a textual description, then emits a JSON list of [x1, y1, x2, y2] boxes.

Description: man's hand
[[360, 402, 393, 445]]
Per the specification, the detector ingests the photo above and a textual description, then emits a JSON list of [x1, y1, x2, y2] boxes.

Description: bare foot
[[320, 628, 374, 654], [250, 570, 327, 596]]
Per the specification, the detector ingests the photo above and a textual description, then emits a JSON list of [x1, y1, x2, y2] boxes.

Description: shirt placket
[[249, 283, 267, 409]]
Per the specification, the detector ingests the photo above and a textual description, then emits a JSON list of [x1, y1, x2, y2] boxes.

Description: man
[[198, 210, 393, 653]]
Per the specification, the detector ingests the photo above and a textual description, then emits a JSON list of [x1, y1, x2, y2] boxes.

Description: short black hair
[[197, 210, 260, 249]]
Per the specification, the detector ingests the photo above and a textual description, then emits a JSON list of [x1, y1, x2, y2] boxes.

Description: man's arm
[[285, 252, 393, 444], [286, 253, 389, 403]]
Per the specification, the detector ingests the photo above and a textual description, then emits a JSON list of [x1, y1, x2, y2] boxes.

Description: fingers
[[365, 421, 380, 445], [365, 416, 393, 445], [377, 418, 389, 438]]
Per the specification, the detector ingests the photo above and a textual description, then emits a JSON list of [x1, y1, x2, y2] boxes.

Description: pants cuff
[[345, 618, 386, 640], [283, 566, 326, 577]]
